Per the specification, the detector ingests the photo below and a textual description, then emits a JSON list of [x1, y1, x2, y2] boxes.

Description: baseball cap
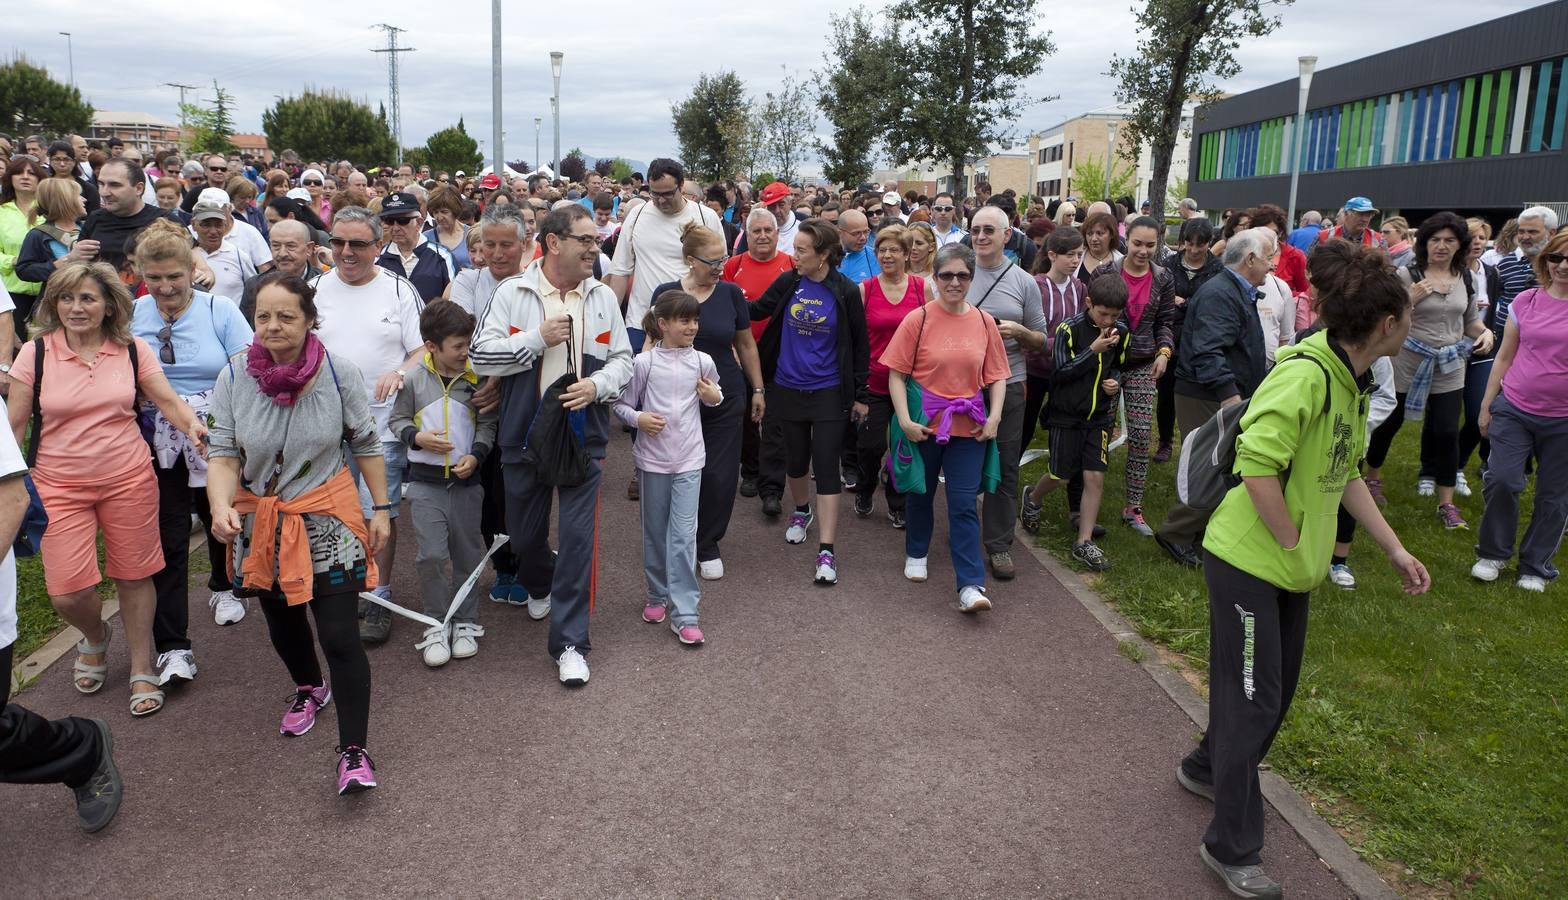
[[882, 191, 901, 207], [1344, 196, 1379, 214], [455, 170, 466, 177], [191, 187, 231, 223], [378, 192, 420, 218], [760, 181, 792, 207], [479, 173, 502, 190]]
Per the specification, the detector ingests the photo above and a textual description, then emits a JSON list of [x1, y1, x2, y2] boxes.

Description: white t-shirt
[[0, 422, 25, 649], [229, 218, 271, 266], [609, 198, 725, 328], [200, 243, 258, 307], [310, 268, 425, 441]]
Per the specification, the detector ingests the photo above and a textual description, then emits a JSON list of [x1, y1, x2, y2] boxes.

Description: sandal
[[73, 619, 113, 695], [129, 674, 165, 718]]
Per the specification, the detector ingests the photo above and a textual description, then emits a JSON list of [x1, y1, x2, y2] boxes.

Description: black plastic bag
[[520, 371, 591, 487]]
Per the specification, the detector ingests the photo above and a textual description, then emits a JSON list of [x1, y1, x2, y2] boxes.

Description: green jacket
[[0, 202, 41, 296], [1202, 332, 1372, 592]]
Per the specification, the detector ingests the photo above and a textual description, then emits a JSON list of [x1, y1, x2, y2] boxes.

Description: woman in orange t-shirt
[[7, 262, 206, 718], [879, 244, 1012, 614]]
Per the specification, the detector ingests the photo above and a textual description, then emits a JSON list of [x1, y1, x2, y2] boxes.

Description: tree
[[671, 71, 752, 182], [1166, 175, 1190, 212], [560, 148, 587, 182], [814, 9, 895, 188], [506, 160, 532, 174], [183, 80, 236, 155], [1109, 0, 1288, 222], [883, 0, 1055, 200], [0, 57, 93, 136], [608, 158, 634, 181], [755, 73, 815, 184], [262, 89, 397, 164], [592, 158, 614, 177], [1068, 158, 1137, 203], [424, 117, 483, 175]]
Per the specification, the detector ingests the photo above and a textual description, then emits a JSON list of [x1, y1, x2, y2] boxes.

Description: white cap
[[882, 191, 901, 207], [191, 187, 232, 222]]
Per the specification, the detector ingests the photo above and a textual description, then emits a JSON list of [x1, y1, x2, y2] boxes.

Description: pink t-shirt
[[12, 332, 161, 482], [1500, 287, 1568, 417], [1123, 268, 1153, 331], [863, 275, 925, 395]]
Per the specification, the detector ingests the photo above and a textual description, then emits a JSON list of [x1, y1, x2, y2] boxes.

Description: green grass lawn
[[1020, 425, 1567, 898]]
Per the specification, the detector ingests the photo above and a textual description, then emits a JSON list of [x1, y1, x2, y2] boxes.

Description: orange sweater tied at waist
[[230, 467, 379, 606]]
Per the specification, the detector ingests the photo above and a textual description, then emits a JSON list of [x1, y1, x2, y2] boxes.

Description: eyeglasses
[[50, 156, 73, 165], [692, 253, 727, 268], [557, 233, 599, 247], [972, 225, 1001, 235], [157, 320, 175, 365], [303, 179, 323, 186], [1545, 253, 1568, 265], [384, 216, 419, 226], [935, 271, 973, 283], [328, 237, 375, 250], [649, 188, 679, 200]]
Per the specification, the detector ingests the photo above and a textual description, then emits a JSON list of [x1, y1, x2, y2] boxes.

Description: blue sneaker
[[508, 579, 530, 606], [489, 572, 515, 604]]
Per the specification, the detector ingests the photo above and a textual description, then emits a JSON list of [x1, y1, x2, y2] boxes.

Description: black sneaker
[[760, 495, 782, 517], [73, 719, 123, 833], [359, 600, 393, 644], [1199, 844, 1282, 899], [1155, 533, 1204, 569], [1020, 498, 1043, 534], [1071, 540, 1111, 571], [739, 477, 759, 498], [888, 508, 906, 530], [840, 466, 859, 491], [1176, 764, 1215, 802], [853, 494, 873, 518]]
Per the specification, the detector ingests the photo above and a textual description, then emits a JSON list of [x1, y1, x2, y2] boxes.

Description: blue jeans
[[904, 436, 987, 592], [640, 469, 702, 626]]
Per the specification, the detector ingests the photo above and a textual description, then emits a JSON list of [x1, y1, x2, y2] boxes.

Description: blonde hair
[[33, 177, 82, 223], [906, 221, 937, 251], [1466, 216, 1492, 241], [1381, 216, 1410, 242], [33, 262, 137, 344], [874, 223, 912, 254], [679, 221, 725, 260], [134, 217, 195, 272]]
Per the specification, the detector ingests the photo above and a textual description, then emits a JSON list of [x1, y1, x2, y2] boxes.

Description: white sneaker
[[1518, 575, 1547, 592], [813, 550, 838, 585], [1327, 563, 1357, 589], [698, 558, 725, 581], [1471, 558, 1505, 582], [1416, 477, 1435, 497], [785, 509, 815, 544], [1454, 472, 1472, 498], [958, 585, 992, 613], [557, 646, 590, 685], [417, 625, 451, 668], [210, 590, 245, 625], [904, 556, 928, 583], [526, 594, 551, 621], [450, 622, 483, 659], [156, 649, 197, 686]]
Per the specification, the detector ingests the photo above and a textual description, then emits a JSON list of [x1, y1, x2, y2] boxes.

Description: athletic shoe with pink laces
[[1437, 502, 1468, 530], [670, 621, 705, 645], [642, 602, 668, 624], [335, 745, 377, 795], [279, 683, 331, 737]]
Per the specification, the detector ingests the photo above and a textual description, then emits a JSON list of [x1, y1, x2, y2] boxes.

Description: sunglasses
[[384, 216, 419, 226], [157, 321, 175, 365], [972, 225, 1001, 235], [1545, 253, 1568, 265], [935, 271, 973, 283], [329, 237, 375, 250], [932, 205, 955, 212], [867, 208, 884, 216], [208, 166, 228, 173], [303, 179, 323, 186]]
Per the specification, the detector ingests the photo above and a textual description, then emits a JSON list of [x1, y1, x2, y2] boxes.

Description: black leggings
[[1366, 389, 1463, 488], [258, 587, 370, 747], [1156, 360, 1178, 445], [772, 385, 845, 495]]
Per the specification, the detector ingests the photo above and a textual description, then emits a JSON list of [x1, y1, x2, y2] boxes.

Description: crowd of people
[[2, 129, 1566, 898]]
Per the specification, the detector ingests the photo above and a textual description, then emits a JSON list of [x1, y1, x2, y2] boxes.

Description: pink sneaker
[[279, 684, 331, 737], [335, 745, 377, 795], [642, 602, 667, 624], [671, 621, 705, 645], [1437, 502, 1468, 530]]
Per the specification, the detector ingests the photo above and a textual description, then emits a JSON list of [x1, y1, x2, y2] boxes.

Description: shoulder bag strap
[[970, 260, 1014, 311], [27, 338, 44, 467]]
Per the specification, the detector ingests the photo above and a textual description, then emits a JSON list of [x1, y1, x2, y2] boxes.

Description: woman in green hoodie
[[1177, 240, 1432, 898]]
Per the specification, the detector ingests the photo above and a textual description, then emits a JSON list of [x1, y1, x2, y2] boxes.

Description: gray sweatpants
[[406, 480, 487, 624], [641, 469, 702, 626], [1476, 395, 1568, 580]]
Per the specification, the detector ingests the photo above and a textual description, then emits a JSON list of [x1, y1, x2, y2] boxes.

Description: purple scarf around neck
[[247, 333, 325, 406]]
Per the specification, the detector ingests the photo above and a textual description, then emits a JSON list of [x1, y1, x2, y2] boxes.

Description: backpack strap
[[1275, 350, 1332, 415], [127, 339, 141, 411], [26, 338, 44, 468]]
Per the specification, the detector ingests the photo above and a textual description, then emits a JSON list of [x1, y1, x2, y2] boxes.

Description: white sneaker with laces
[[557, 646, 590, 685], [904, 556, 928, 583], [526, 594, 551, 621], [1471, 558, 1505, 582], [156, 649, 197, 686], [210, 590, 245, 625], [1518, 575, 1547, 592], [417, 625, 451, 667], [450, 622, 483, 658], [698, 558, 725, 580], [958, 585, 992, 613], [1416, 477, 1436, 497], [1327, 563, 1356, 589], [1454, 471, 1472, 498]]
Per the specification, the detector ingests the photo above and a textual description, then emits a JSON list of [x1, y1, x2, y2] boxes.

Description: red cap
[[480, 173, 502, 189], [760, 181, 792, 207]]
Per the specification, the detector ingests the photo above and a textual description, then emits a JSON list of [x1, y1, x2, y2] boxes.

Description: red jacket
[[1273, 242, 1309, 296]]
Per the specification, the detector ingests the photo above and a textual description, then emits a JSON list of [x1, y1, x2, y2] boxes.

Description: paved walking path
[[3, 433, 1348, 897]]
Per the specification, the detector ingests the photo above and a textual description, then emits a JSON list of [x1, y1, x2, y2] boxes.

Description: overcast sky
[[11, 0, 1546, 173]]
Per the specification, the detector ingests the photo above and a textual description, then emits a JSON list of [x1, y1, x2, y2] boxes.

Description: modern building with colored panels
[[1188, 0, 1568, 221]]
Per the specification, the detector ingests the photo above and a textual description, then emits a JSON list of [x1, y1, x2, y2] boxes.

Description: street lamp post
[[535, 117, 542, 173], [490, 0, 503, 178], [1286, 56, 1318, 232], [1104, 121, 1118, 202], [59, 32, 73, 87], [550, 51, 563, 182]]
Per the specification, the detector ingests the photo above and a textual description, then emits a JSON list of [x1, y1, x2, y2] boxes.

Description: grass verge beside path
[[1020, 427, 1567, 897]]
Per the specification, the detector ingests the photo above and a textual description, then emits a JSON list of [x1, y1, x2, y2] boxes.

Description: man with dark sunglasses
[[374, 192, 455, 302], [931, 192, 967, 248]]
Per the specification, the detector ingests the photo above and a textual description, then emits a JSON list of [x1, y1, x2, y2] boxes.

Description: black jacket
[[1174, 269, 1268, 403], [750, 268, 870, 411], [1046, 311, 1128, 426], [1168, 252, 1225, 342]]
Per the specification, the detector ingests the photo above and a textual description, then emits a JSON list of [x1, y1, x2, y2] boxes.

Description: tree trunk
[[1148, 25, 1200, 236], [953, 0, 977, 204]]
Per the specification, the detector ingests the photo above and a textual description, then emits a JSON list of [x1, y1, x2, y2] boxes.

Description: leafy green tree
[[262, 90, 397, 164], [671, 70, 752, 182], [401, 147, 431, 170], [424, 117, 483, 175], [0, 57, 93, 136], [1166, 175, 1190, 211], [183, 80, 237, 155], [1109, 0, 1288, 221], [608, 158, 634, 181], [882, 0, 1055, 201], [1068, 158, 1137, 203], [755, 74, 815, 184], [813, 9, 895, 188]]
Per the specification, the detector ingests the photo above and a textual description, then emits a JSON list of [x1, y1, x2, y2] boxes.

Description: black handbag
[[519, 316, 591, 487]]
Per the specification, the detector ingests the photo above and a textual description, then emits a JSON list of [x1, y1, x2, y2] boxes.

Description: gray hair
[[405, 183, 428, 204], [1519, 205, 1560, 230], [745, 206, 777, 230], [330, 206, 384, 241], [480, 203, 528, 242], [1221, 227, 1276, 267], [934, 243, 976, 275], [1178, 197, 1198, 213], [1300, 210, 1323, 226]]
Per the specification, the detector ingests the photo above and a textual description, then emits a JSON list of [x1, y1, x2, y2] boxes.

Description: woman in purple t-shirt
[[1473, 231, 1568, 592]]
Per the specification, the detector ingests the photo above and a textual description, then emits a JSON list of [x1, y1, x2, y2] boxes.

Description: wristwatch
[[0, 364, 10, 374], [394, 369, 407, 379], [751, 387, 764, 395], [371, 502, 396, 511]]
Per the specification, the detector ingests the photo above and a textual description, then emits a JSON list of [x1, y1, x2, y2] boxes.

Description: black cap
[[378, 192, 419, 218]]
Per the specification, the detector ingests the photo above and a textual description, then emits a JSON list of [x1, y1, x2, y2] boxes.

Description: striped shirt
[[1493, 249, 1537, 338]]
